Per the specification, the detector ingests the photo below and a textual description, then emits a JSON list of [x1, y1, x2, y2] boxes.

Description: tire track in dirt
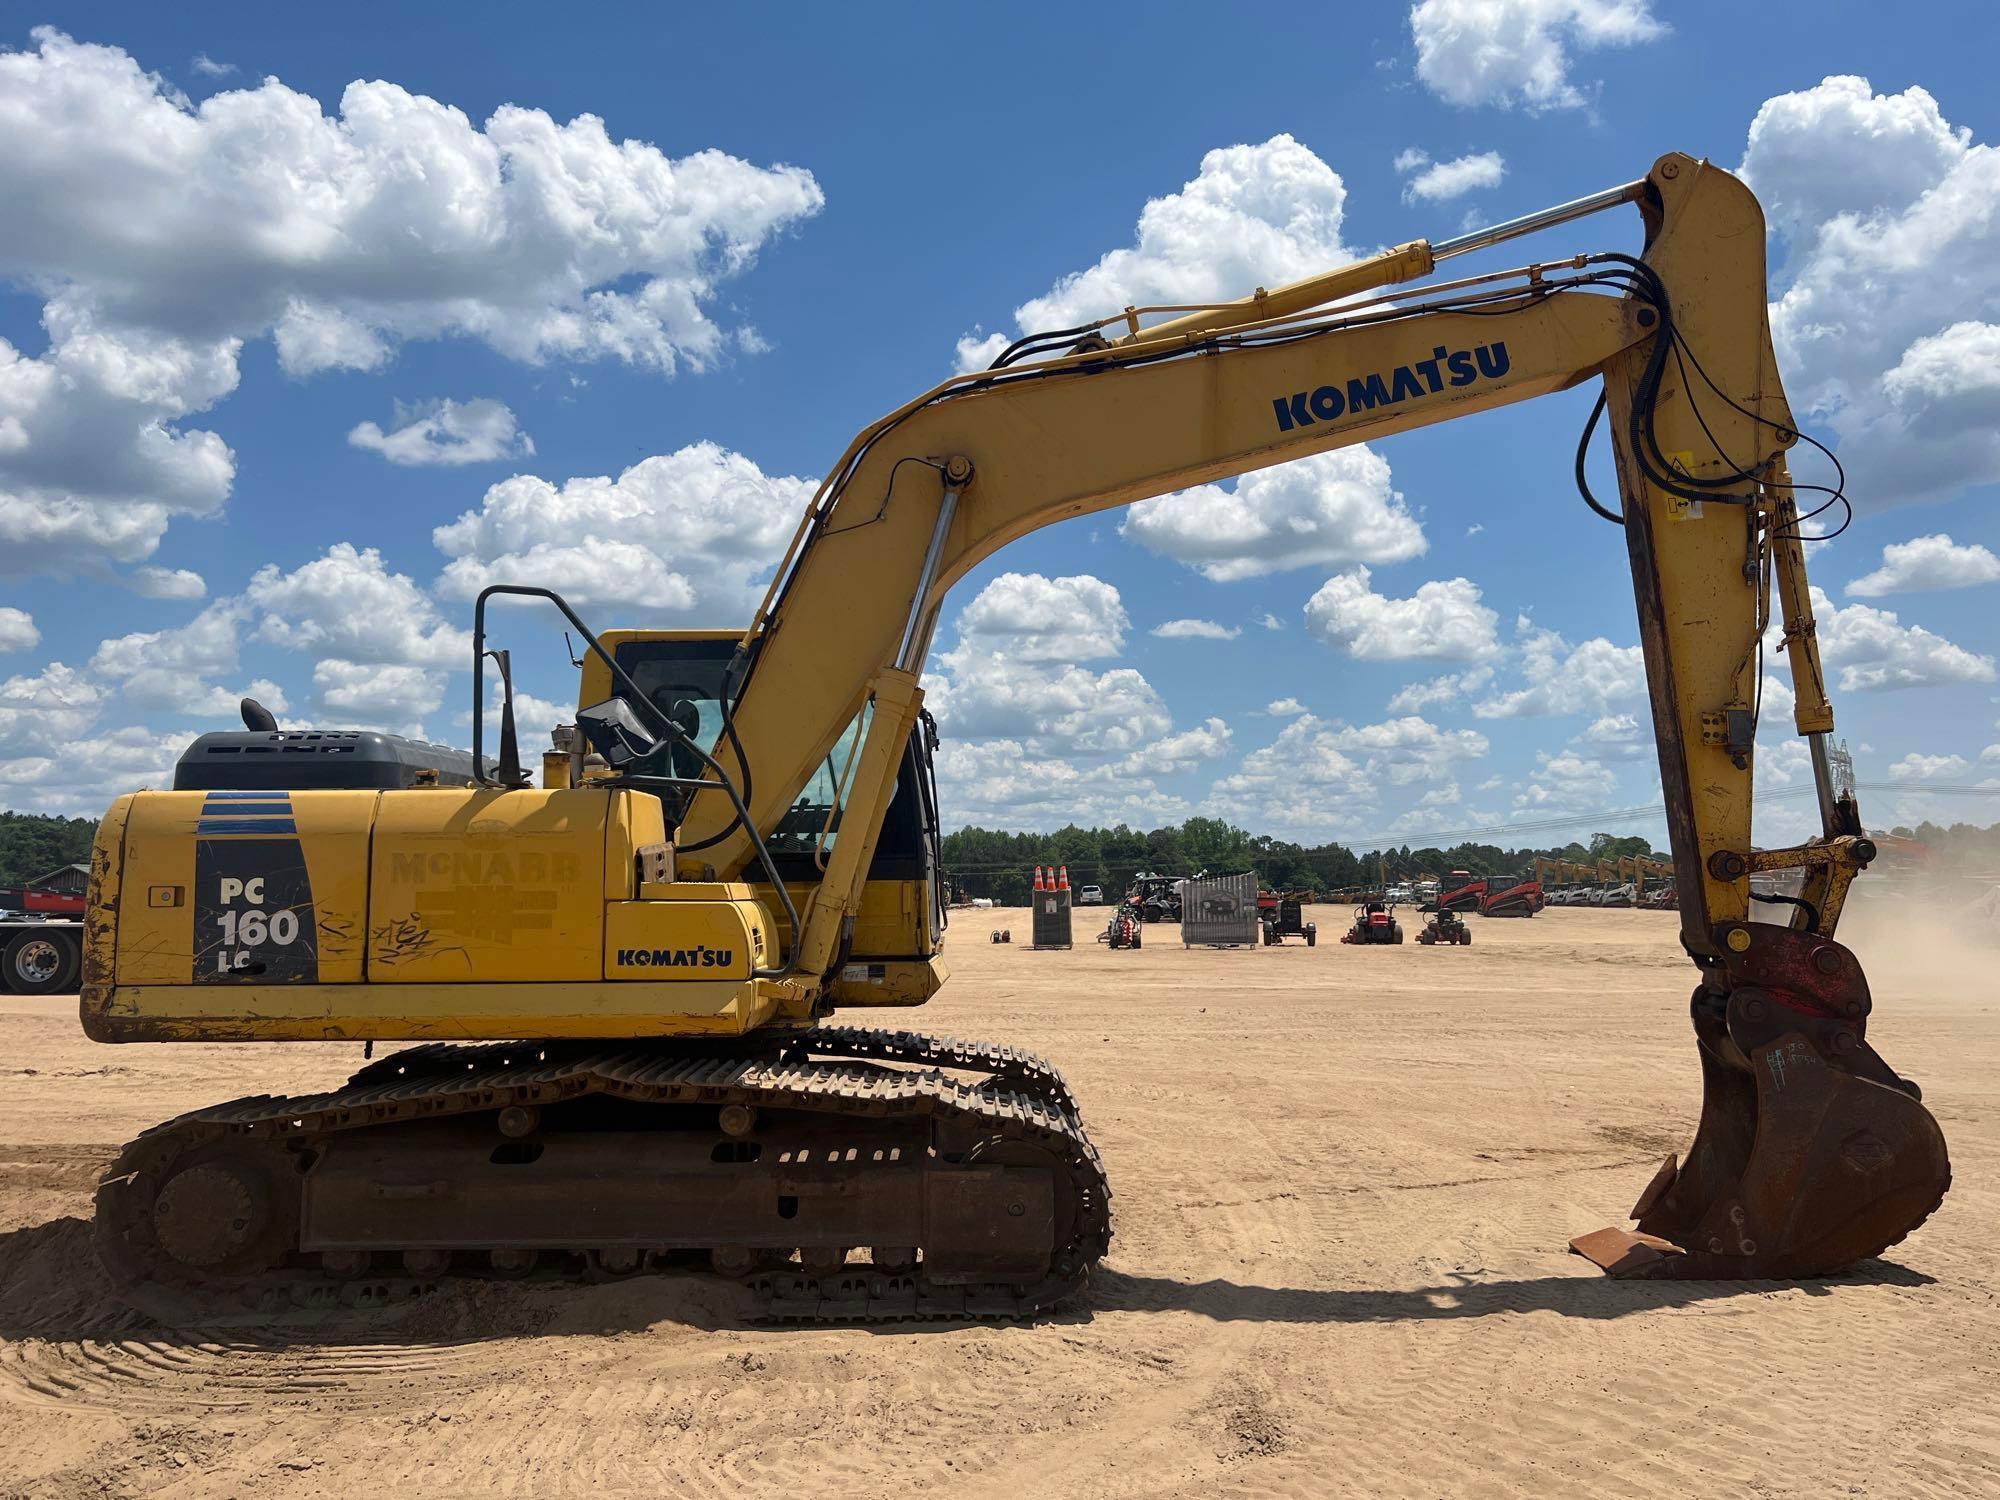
[[0, 1330, 501, 1414]]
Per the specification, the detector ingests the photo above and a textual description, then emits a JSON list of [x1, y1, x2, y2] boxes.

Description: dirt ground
[[2, 895, 1995, 1498]]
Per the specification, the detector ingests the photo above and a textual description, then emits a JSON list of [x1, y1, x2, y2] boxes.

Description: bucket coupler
[[1573, 927, 1949, 1279]]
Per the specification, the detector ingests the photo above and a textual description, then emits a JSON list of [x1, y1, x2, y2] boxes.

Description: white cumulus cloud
[[249, 543, 468, 669], [1473, 623, 1645, 718], [1580, 712, 1650, 760], [952, 573, 1128, 661], [1325, 714, 1489, 785], [1513, 749, 1618, 812], [954, 134, 1354, 369], [925, 573, 1166, 756], [1395, 149, 1506, 203], [312, 660, 445, 735], [0, 661, 104, 758], [1410, 0, 1666, 111], [1151, 619, 1240, 640], [1743, 77, 2000, 504], [1123, 449, 1427, 582], [931, 739, 1188, 832], [349, 398, 535, 467], [1116, 717, 1235, 775], [1304, 566, 1500, 661], [1888, 752, 1969, 782], [0, 29, 821, 573], [432, 442, 812, 617], [1386, 664, 1494, 713], [0, 609, 39, 653], [1846, 534, 2000, 597], [0, 725, 190, 816], [1207, 714, 1377, 836], [89, 600, 289, 718], [1805, 586, 1995, 692], [130, 565, 207, 600]]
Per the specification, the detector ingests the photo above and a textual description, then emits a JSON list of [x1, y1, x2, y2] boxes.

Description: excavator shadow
[[0, 1215, 1938, 1348], [1079, 1261, 1937, 1327]]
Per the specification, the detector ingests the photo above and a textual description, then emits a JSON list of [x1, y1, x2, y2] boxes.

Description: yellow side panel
[[828, 955, 948, 1008], [604, 789, 666, 901], [368, 787, 608, 983], [84, 976, 803, 1042], [605, 892, 768, 981], [115, 789, 377, 986], [763, 877, 934, 958]]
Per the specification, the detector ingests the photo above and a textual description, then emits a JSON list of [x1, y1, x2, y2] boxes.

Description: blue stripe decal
[[196, 818, 298, 834], [201, 790, 295, 800], [199, 802, 295, 816]]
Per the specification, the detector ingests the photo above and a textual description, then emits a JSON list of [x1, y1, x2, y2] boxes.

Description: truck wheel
[[1463, 929, 1472, 945], [5, 929, 79, 995]]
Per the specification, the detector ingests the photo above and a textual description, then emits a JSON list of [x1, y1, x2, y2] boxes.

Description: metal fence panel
[[1180, 872, 1260, 947]]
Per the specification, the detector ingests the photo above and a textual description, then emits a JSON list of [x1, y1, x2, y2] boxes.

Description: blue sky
[[2, 1, 1997, 849]]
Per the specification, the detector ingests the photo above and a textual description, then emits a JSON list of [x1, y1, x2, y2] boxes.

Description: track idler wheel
[[1574, 930, 1950, 1279], [153, 1161, 275, 1272]]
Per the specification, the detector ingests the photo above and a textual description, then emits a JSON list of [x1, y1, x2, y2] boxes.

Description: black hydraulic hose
[[1749, 889, 1821, 934], [677, 646, 755, 855], [1574, 390, 1623, 525]]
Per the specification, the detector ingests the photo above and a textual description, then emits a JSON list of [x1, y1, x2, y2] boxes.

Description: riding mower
[[1416, 908, 1472, 945], [1341, 900, 1404, 944]]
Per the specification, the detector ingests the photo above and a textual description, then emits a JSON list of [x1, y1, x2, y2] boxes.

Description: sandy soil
[[2, 895, 1995, 1498]]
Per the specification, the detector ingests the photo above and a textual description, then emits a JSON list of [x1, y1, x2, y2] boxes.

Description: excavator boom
[[79, 152, 1947, 1311]]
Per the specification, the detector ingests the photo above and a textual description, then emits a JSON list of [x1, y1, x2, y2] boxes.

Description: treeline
[[0, 812, 97, 886], [941, 818, 1661, 907]]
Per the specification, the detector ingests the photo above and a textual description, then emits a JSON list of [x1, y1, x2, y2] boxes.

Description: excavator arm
[[677, 152, 1948, 1279]]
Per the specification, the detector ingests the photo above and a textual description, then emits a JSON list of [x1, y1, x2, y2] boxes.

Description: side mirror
[[576, 697, 655, 767]]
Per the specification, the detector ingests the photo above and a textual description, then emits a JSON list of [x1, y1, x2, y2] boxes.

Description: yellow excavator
[[1621, 854, 1677, 907], [80, 153, 1949, 1316]]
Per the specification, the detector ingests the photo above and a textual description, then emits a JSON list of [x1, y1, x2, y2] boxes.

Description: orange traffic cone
[[1032, 866, 1045, 892], [1058, 865, 1070, 892]]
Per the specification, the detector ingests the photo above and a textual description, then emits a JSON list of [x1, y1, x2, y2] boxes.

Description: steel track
[[95, 1026, 1111, 1323]]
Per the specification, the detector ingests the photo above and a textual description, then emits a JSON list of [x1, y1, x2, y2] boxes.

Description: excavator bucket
[[1573, 930, 1949, 1279]]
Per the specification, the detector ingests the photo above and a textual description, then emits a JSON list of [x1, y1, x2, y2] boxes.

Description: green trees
[[0, 813, 97, 886], [935, 818, 1680, 902], [937, 811, 2000, 906], [1587, 832, 1656, 863]]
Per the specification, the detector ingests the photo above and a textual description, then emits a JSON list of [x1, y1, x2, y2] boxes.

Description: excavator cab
[[580, 630, 949, 1008]]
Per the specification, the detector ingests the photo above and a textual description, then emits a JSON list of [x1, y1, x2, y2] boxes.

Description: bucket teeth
[[1568, 1227, 1685, 1277], [1575, 966, 1949, 1281]]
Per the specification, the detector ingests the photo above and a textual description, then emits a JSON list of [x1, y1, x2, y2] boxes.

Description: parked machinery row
[[1533, 856, 1679, 909], [1414, 868, 1545, 918]]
